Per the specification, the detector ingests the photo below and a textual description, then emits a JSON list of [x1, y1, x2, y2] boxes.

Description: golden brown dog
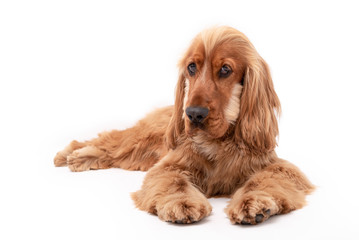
[[54, 26, 314, 225]]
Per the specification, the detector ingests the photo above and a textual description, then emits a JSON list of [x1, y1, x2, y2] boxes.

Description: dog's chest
[[191, 134, 241, 162], [191, 135, 245, 196]]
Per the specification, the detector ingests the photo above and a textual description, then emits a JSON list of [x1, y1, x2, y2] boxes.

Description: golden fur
[[54, 26, 314, 225]]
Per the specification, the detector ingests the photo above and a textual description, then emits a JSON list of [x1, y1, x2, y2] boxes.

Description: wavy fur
[[54, 26, 314, 225]]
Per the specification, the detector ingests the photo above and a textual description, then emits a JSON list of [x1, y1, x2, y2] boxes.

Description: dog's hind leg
[[54, 106, 173, 172], [54, 140, 86, 167]]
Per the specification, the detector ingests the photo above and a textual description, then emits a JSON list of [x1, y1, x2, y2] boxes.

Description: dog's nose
[[185, 106, 209, 123]]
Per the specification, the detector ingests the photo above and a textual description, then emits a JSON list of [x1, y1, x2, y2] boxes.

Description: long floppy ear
[[165, 73, 186, 149], [235, 56, 281, 153]]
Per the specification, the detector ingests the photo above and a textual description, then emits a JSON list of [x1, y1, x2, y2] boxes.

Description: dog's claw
[[241, 220, 251, 225], [255, 214, 264, 223]]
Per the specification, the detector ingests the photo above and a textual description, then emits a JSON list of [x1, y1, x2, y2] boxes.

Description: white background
[[1, 0, 359, 239]]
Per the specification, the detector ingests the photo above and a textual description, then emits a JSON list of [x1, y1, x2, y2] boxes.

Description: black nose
[[185, 106, 209, 123]]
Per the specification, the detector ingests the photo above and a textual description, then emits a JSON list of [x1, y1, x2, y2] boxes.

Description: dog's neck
[[190, 130, 239, 162]]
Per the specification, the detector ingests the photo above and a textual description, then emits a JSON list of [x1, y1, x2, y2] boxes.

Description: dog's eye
[[219, 65, 232, 78], [187, 63, 197, 76]]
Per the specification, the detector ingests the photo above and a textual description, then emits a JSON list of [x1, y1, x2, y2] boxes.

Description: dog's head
[[166, 26, 281, 153]]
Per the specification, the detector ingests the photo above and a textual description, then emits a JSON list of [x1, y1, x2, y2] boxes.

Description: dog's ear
[[165, 73, 186, 149], [235, 56, 281, 153]]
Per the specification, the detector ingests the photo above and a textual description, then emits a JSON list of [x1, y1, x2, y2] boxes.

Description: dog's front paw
[[156, 197, 212, 224], [226, 193, 279, 225]]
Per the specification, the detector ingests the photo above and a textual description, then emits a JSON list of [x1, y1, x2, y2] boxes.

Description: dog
[[54, 26, 314, 225]]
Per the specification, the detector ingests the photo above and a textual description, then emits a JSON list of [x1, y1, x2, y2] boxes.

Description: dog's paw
[[54, 152, 67, 167], [67, 151, 89, 172], [156, 197, 212, 224], [54, 140, 86, 168], [226, 193, 279, 225], [66, 146, 101, 172]]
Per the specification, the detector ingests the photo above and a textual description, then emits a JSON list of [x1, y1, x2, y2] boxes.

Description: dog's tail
[[54, 106, 173, 172]]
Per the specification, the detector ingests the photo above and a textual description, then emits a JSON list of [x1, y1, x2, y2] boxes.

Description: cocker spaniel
[[54, 26, 314, 225]]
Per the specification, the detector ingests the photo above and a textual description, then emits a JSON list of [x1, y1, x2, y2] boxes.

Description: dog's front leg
[[225, 159, 314, 225], [131, 152, 212, 224]]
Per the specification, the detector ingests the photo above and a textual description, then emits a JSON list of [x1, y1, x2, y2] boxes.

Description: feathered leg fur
[[131, 151, 212, 223], [54, 106, 172, 172], [225, 159, 315, 225]]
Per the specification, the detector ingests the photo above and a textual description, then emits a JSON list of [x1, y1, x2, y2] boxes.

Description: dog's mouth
[[185, 116, 231, 140], [191, 122, 205, 129], [186, 122, 206, 136]]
